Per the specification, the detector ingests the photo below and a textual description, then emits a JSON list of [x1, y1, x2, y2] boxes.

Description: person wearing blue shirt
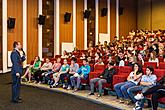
[[127, 66, 157, 105], [70, 59, 90, 92], [10, 41, 26, 103]]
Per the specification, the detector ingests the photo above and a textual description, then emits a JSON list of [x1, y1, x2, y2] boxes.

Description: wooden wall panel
[[27, 0, 38, 63], [137, 0, 151, 30], [59, 0, 73, 53], [98, 0, 107, 33], [152, 0, 165, 30], [119, 0, 137, 38], [76, 0, 84, 50], [7, 0, 23, 51], [110, 0, 116, 41]]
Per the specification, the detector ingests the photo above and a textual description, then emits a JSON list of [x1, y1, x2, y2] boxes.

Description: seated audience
[[114, 63, 143, 104], [134, 76, 165, 110], [33, 58, 52, 84], [127, 66, 157, 104], [51, 59, 70, 88], [89, 61, 116, 97], [115, 51, 125, 66], [95, 57, 104, 65], [44, 58, 61, 84], [61, 50, 69, 59], [70, 59, 90, 92], [60, 57, 79, 89], [148, 51, 159, 67], [22, 56, 41, 82]]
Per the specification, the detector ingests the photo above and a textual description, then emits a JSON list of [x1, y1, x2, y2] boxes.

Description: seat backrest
[[154, 69, 165, 81], [159, 62, 165, 69], [118, 66, 132, 75], [94, 64, 104, 71], [144, 62, 157, 69]]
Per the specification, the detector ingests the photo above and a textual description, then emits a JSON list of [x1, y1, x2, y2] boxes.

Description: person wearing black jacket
[[89, 61, 116, 97]]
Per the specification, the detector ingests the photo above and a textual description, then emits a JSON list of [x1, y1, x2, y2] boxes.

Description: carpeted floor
[[0, 73, 119, 110]]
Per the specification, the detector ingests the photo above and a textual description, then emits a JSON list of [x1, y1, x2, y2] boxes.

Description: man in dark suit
[[10, 41, 26, 103]]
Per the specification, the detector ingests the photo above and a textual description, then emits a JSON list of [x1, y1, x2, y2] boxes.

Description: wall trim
[[95, 0, 99, 45], [107, 0, 110, 38], [23, 0, 27, 66], [38, 0, 42, 58], [73, 0, 76, 48], [84, 0, 87, 49], [55, 0, 60, 55], [2, 0, 8, 73], [116, 0, 119, 39]]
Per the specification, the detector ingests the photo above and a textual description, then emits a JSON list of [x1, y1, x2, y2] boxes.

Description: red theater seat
[[144, 62, 157, 69], [154, 69, 165, 81], [112, 66, 132, 88], [159, 62, 165, 69]]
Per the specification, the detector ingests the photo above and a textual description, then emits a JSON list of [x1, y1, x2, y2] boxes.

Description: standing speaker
[[101, 8, 108, 17], [64, 12, 71, 22], [38, 15, 46, 25], [84, 10, 91, 19], [7, 17, 16, 29]]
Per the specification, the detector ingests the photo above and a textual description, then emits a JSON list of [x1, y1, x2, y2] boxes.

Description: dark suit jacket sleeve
[[11, 52, 20, 74]]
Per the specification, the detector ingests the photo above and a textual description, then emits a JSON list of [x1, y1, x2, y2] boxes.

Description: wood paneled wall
[[119, 0, 137, 38], [152, 0, 165, 30], [76, 0, 84, 50], [59, 0, 73, 53], [98, 0, 107, 33], [138, 0, 165, 30], [7, 0, 23, 51], [27, 0, 38, 63], [110, 0, 116, 40]]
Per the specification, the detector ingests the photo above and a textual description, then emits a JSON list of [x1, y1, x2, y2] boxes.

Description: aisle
[[0, 73, 118, 110]]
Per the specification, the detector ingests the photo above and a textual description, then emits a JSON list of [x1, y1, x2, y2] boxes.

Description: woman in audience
[[70, 59, 90, 92], [127, 56, 136, 67], [127, 66, 157, 105], [89, 61, 116, 97], [94, 57, 104, 66], [33, 58, 52, 84], [148, 51, 159, 67], [51, 59, 70, 88], [44, 58, 62, 84], [61, 50, 69, 59], [137, 53, 144, 66], [114, 63, 143, 104], [22, 56, 41, 82], [80, 53, 87, 59]]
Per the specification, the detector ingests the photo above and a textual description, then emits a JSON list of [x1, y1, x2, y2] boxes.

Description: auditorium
[[0, 0, 165, 110]]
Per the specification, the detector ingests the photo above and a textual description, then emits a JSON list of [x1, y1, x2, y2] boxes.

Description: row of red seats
[[88, 65, 165, 104]]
